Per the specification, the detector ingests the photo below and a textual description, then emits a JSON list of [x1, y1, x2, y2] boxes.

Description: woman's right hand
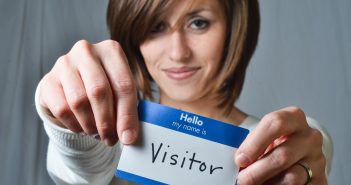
[[39, 40, 139, 146]]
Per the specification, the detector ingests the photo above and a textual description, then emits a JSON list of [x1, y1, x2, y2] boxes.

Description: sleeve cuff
[[35, 80, 99, 151], [306, 117, 333, 176]]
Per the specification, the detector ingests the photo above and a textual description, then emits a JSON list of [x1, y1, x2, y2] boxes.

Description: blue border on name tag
[[138, 101, 249, 148], [116, 170, 167, 185]]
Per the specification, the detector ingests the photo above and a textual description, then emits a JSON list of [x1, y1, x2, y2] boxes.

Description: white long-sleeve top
[[35, 84, 333, 185]]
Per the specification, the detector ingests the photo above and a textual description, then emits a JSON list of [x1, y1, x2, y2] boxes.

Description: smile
[[162, 66, 201, 81]]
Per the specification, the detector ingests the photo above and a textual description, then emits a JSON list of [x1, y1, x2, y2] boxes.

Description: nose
[[167, 31, 191, 62]]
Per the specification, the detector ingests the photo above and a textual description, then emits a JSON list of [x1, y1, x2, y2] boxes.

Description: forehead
[[162, 0, 224, 18]]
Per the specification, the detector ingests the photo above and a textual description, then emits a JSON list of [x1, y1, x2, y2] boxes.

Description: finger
[[41, 73, 82, 132], [237, 133, 309, 185], [58, 55, 98, 135], [70, 40, 117, 145], [237, 124, 327, 185], [236, 107, 307, 167], [263, 156, 327, 185], [261, 164, 308, 185], [95, 40, 139, 145]]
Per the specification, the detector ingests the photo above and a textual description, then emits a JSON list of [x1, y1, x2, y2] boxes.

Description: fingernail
[[235, 153, 250, 167], [122, 129, 136, 144]]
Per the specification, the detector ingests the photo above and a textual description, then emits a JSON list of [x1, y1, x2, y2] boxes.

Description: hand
[[39, 40, 139, 146], [235, 107, 327, 185]]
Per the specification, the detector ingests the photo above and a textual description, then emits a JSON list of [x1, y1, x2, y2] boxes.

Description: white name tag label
[[116, 101, 249, 185]]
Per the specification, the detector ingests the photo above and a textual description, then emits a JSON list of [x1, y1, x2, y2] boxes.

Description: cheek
[[139, 44, 152, 64], [140, 43, 160, 74], [192, 24, 226, 64], [211, 33, 226, 71], [140, 37, 166, 60], [198, 38, 225, 75]]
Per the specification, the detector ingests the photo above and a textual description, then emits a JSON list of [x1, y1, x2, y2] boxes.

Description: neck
[[159, 93, 247, 125]]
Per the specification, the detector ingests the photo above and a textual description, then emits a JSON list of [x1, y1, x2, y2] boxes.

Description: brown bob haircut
[[107, 0, 260, 114]]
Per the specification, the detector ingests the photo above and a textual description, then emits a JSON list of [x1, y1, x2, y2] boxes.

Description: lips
[[162, 66, 201, 81]]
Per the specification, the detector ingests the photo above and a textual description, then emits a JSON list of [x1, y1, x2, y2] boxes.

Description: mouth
[[162, 66, 201, 81]]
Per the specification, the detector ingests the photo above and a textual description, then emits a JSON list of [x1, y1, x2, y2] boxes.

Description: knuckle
[[101, 40, 122, 50], [288, 106, 305, 116], [119, 111, 138, 120], [41, 73, 53, 86], [96, 123, 110, 131], [56, 55, 67, 64], [96, 124, 114, 138], [99, 40, 127, 61], [310, 128, 324, 147], [55, 55, 70, 69], [52, 103, 72, 120], [72, 40, 92, 52], [239, 171, 257, 185], [68, 91, 89, 110], [263, 113, 285, 133], [270, 148, 291, 168], [282, 172, 301, 185], [288, 106, 307, 124], [117, 113, 138, 130], [87, 82, 109, 101], [70, 40, 95, 60], [116, 78, 135, 95]]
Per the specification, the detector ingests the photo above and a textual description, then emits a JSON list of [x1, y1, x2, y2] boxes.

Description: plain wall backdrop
[[0, 0, 350, 184]]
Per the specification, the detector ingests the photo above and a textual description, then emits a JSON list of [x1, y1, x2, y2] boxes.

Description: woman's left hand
[[235, 107, 327, 185]]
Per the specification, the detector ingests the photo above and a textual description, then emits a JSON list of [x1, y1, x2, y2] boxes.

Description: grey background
[[0, 0, 349, 184]]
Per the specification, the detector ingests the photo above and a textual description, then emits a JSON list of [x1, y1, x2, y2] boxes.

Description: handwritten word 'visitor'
[[151, 142, 223, 175]]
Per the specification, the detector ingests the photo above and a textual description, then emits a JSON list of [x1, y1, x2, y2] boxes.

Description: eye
[[150, 21, 167, 34], [190, 19, 209, 30]]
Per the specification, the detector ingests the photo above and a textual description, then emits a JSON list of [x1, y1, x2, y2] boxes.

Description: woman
[[36, 0, 332, 184]]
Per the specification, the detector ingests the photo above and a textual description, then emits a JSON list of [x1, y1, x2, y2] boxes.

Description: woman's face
[[140, 0, 227, 103]]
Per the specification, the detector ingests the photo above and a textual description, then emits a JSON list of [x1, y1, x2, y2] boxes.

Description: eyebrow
[[186, 8, 211, 17]]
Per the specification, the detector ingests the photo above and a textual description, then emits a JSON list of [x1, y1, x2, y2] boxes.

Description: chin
[[163, 89, 204, 103], [157, 79, 210, 104]]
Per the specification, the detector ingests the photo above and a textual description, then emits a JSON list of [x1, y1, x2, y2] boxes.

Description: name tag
[[115, 101, 249, 185]]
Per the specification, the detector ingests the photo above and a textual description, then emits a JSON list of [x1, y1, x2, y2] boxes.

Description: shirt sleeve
[[306, 117, 333, 175], [35, 81, 120, 185]]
